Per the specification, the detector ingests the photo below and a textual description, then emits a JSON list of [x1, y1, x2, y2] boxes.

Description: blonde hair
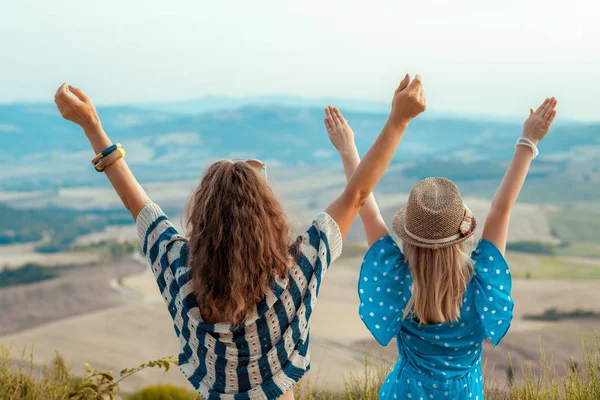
[[402, 240, 474, 325]]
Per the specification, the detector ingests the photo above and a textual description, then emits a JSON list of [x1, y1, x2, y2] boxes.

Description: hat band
[[403, 224, 463, 245]]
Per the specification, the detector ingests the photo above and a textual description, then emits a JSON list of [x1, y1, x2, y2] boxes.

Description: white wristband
[[518, 137, 537, 147], [516, 137, 539, 159]]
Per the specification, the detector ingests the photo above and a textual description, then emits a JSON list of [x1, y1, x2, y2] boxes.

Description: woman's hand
[[324, 106, 355, 155], [54, 83, 101, 133], [522, 97, 557, 145], [54, 82, 151, 220], [388, 74, 427, 127]]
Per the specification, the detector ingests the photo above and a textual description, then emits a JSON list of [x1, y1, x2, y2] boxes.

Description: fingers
[[54, 82, 81, 105], [547, 109, 557, 126], [326, 106, 344, 126], [54, 96, 70, 118], [541, 97, 557, 120], [333, 107, 346, 126], [395, 73, 410, 94], [535, 98, 550, 114], [406, 74, 422, 92], [54, 83, 70, 101], [324, 118, 332, 132], [419, 88, 426, 105], [325, 106, 337, 127], [530, 109, 534, 116], [325, 106, 333, 126], [54, 95, 68, 109], [68, 85, 90, 103]]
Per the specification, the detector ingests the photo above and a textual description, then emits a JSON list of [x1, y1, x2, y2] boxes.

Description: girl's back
[[358, 236, 512, 399]]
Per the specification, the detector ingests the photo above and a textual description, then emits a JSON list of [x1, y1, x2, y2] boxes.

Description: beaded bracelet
[[94, 147, 126, 172], [91, 143, 122, 165], [516, 137, 539, 159]]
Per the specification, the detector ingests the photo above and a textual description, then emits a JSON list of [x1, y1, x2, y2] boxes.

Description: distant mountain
[[133, 94, 529, 123], [0, 102, 598, 190], [133, 95, 392, 115]]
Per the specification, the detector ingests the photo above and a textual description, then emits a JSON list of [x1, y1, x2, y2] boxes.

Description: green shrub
[[129, 384, 200, 400], [506, 241, 556, 255], [0, 263, 62, 288], [523, 307, 600, 321]]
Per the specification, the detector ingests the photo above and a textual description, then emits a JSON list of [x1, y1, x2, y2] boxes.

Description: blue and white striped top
[[136, 203, 343, 400]]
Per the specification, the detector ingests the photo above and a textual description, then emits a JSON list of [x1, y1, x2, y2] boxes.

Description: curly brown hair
[[186, 160, 293, 325]]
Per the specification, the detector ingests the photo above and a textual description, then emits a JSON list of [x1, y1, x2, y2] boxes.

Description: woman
[[324, 98, 557, 399], [54, 73, 426, 399]]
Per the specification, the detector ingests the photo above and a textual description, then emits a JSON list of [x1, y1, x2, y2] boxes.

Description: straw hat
[[392, 177, 476, 249]]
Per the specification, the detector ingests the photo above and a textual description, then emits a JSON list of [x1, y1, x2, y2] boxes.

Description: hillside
[[1, 103, 598, 193]]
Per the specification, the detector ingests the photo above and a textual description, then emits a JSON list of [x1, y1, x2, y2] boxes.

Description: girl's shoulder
[[364, 236, 405, 263], [469, 238, 511, 279]]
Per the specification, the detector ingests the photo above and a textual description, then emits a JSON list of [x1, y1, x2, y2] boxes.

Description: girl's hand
[[324, 106, 356, 155], [522, 97, 557, 145], [388, 74, 427, 127], [54, 83, 101, 133]]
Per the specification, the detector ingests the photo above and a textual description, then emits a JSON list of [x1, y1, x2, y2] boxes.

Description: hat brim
[[392, 207, 477, 250]]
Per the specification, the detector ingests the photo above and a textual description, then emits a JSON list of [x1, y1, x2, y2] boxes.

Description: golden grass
[[1, 335, 600, 399]]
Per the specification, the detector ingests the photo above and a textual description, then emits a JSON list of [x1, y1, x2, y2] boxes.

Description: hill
[[0, 102, 599, 192]]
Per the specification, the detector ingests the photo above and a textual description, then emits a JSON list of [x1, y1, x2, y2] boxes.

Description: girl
[[324, 98, 557, 399], [53, 73, 426, 400]]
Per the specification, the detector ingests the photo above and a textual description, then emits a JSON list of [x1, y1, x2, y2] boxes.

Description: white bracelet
[[515, 137, 539, 159], [517, 137, 537, 147]]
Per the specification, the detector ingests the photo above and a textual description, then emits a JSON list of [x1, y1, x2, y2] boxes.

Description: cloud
[[0, 124, 22, 133], [155, 132, 201, 146], [124, 138, 155, 164], [313, 149, 333, 158], [228, 152, 258, 160]]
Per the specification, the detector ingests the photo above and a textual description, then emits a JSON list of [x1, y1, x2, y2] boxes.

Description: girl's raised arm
[[54, 83, 151, 220], [325, 74, 426, 240], [482, 97, 557, 254], [324, 106, 390, 246]]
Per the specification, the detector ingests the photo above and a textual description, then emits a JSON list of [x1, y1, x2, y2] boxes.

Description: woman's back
[[137, 203, 343, 399]]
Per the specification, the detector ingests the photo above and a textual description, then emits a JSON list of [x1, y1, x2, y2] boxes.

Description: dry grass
[[297, 335, 600, 400], [1, 336, 600, 399]]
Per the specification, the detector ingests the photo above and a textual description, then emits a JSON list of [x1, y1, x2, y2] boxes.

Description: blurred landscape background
[[1, 0, 599, 398], [1, 95, 599, 395]]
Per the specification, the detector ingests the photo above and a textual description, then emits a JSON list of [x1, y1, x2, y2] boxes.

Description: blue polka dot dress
[[358, 237, 514, 400]]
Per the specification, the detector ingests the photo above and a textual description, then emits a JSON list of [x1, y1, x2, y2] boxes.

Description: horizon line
[[0, 94, 596, 124]]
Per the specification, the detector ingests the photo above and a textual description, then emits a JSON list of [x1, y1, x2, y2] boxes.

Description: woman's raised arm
[[54, 83, 151, 220], [324, 106, 390, 246], [325, 74, 426, 239], [482, 97, 557, 254]]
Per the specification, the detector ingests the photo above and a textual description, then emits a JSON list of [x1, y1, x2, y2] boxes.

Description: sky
[[1, 0, 599, 120]]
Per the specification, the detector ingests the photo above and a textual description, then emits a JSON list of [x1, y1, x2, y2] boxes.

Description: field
[[548, 210, 600, 258], [2, 253, 600, 395], [0, 169, 599, 396]]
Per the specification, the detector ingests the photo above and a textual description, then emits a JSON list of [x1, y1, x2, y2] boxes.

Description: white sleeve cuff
[[313, 212, 343, 262], [135, 203, 167, 245]]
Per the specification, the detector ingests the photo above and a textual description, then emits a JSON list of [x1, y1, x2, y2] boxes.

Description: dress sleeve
[[471, 239, 514, 346], [358, 236, 411, 346], [136, 203, 189, 316]]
